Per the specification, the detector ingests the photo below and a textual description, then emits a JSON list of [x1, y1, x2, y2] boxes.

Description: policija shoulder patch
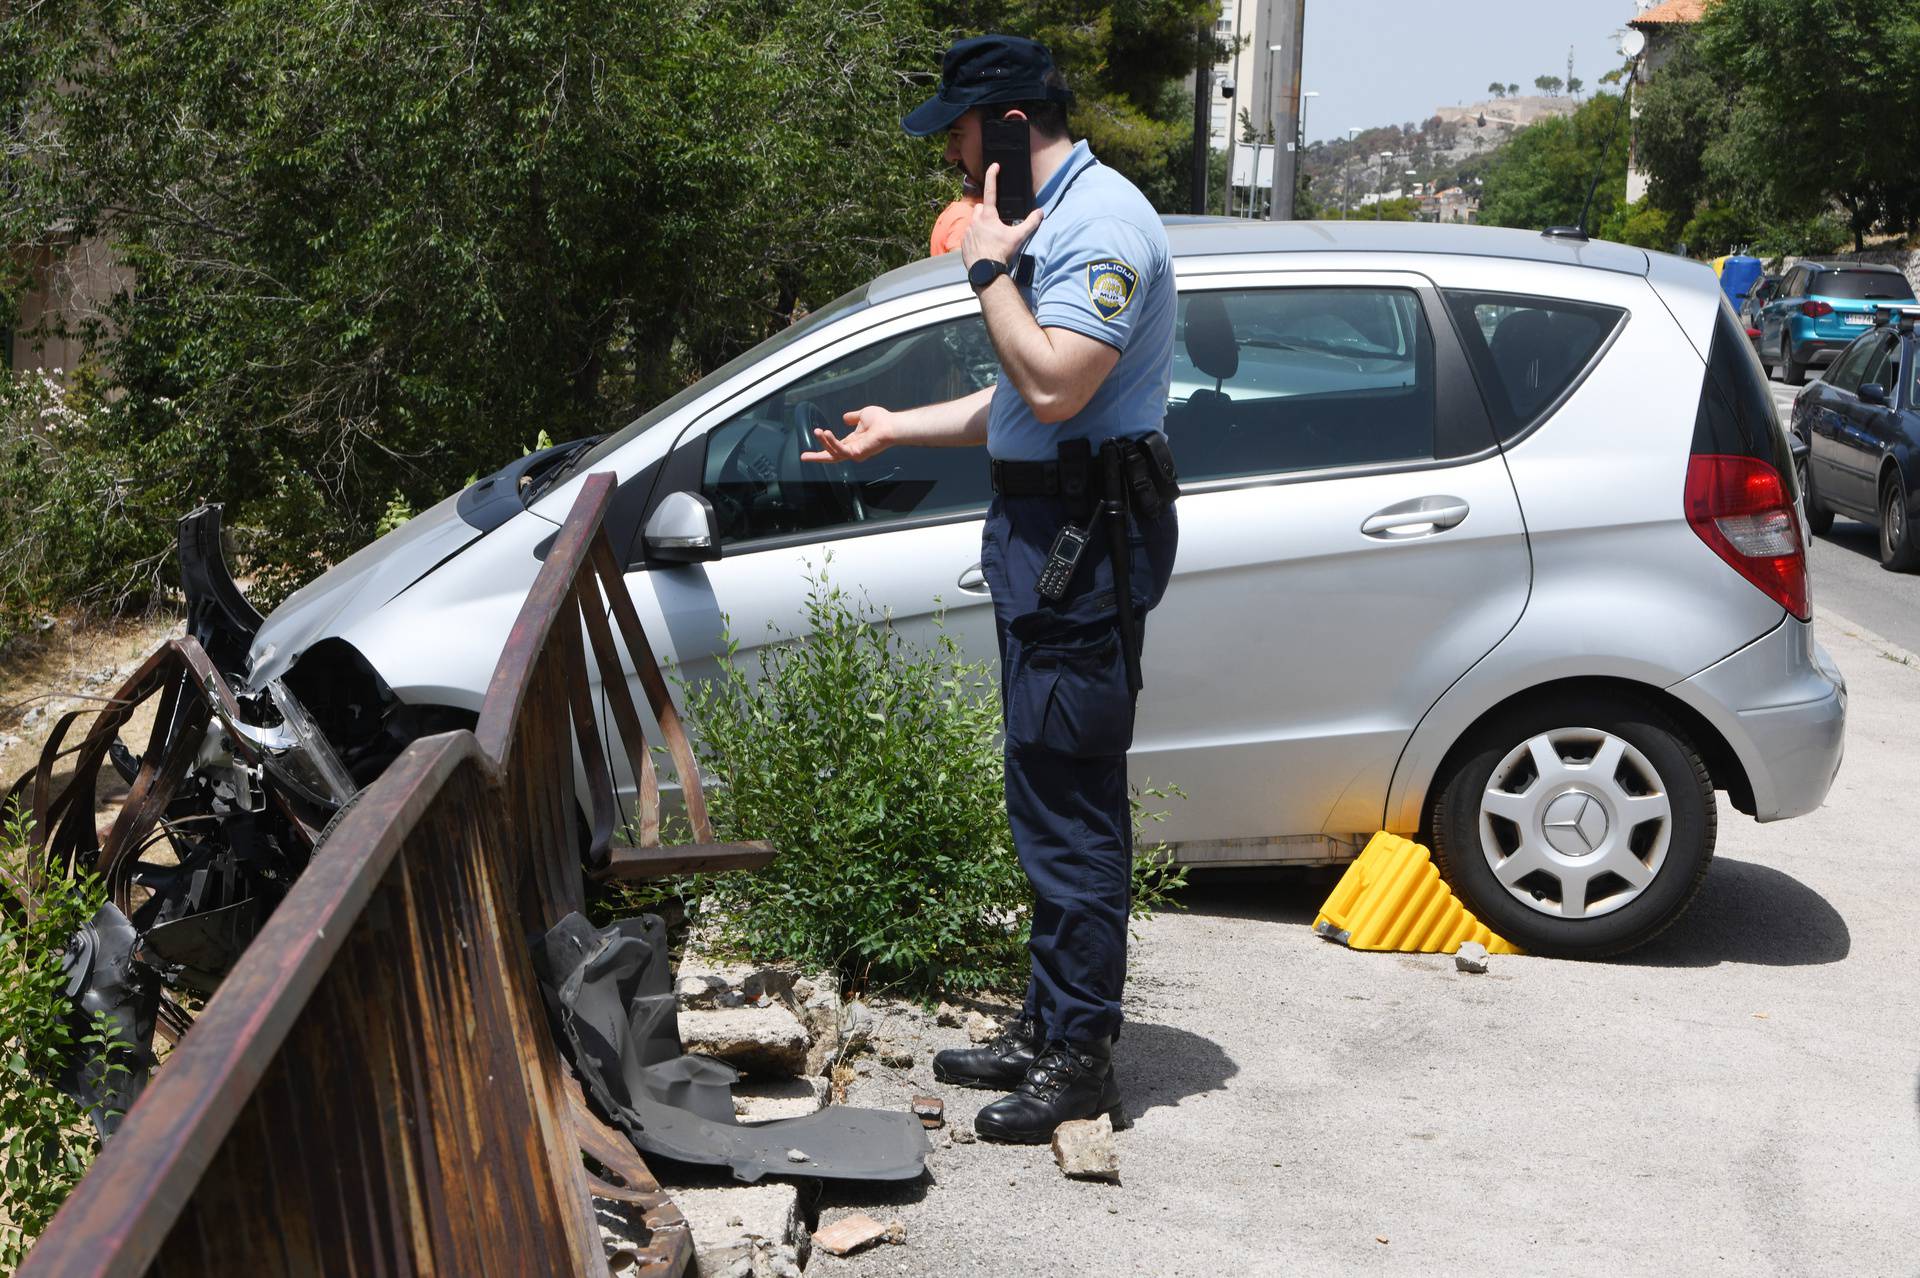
[[1086, 259, 1139, 322]]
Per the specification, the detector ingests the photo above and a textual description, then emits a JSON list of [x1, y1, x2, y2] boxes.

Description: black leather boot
[[932, 1014, 1041, 1090], [973, 1038, 1126, 1145]]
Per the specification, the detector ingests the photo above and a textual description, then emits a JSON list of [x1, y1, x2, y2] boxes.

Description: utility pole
[[1263, 0, 1307, 220], [1190, 20, 1211, 214]]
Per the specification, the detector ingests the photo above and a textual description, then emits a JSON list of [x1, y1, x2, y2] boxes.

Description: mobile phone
[[981, 115, 1034, 224]]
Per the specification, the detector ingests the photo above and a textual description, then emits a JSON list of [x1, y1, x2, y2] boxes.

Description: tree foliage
[[1635, 0, 1920, 251], [1478, 92, 1627, 232], [0, 1, 1213, 627]]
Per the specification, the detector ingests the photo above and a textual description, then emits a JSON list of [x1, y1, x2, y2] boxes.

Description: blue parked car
[[1789, 306, 1920, 569], [1759, 261, 1916, 385]]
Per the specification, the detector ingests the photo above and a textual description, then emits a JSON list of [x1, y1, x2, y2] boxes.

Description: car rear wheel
[[1798, 428, 1834, 535], [1428, 694, 1715, 958], [1880, 472, 1920, 571], [1782, 337, 1807, 386]]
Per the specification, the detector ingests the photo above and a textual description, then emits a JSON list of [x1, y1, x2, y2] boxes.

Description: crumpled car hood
[[246, 489, 487, 689]]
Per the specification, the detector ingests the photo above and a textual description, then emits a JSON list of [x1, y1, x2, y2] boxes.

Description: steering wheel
[[790, 399, 866, 524]]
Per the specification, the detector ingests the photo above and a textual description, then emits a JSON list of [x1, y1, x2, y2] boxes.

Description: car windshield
[[1815, 270, 1916, 302], [563, 284, 871, 476]]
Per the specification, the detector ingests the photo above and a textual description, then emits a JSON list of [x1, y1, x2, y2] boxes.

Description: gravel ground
[[812, 612, 1920, 1276]]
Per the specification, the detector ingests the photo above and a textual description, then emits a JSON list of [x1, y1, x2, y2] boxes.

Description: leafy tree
[[1535, 74, 1564, 97], [1600, 200, 1678, 251], [1636, 0, 1920, 252], [1488, 82, 1507, 99], [1567, 75, 1584, 96], [1508, 83, 1521, 97], [932, 0, 1219, 210], [0, 0, 954, 610], [0, 0, 1217, 626], [1479, 92, 1627, 232]]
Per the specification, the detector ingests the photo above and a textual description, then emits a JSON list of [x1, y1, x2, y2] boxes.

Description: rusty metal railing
[[21, 472, 771, 1276]]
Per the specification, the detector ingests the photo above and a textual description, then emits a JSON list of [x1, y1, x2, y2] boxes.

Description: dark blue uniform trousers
[[980, 493, 1178, 1047]]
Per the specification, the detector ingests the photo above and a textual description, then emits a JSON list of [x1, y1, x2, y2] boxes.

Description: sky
[[1290, 0, 1639, 143]]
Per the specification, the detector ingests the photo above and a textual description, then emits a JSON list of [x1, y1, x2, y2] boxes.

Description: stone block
[[680, 1006, 811, 1077], [812, 1212, 889, 1258], [669, 1183, 804, 1276], [1051, 1114, 1120, 1183], [733, 1075, 828, 1123]]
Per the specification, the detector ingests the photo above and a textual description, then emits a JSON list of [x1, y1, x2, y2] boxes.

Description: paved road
[[1769, 373, 1920, 652], [825, 614, 1919, 1275]]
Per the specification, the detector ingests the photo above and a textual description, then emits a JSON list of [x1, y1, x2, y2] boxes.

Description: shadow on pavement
[[1815, 519, 1881, 563], [1115, 1020, 1239, 1121], [1170, 866, 1341, 927], [1611, 857, 1850, 968]]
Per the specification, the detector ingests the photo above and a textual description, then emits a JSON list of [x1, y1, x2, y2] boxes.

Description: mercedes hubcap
[[1477, 727, 1672, 920]]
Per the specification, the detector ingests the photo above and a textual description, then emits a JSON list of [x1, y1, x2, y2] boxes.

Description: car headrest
[[1185, 294, 1239, 382], [1489, 309, 1569, 418]]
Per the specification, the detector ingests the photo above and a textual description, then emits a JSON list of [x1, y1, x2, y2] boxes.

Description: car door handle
[[1361, 496, 1470, 539], [957, 562, 991, 595]]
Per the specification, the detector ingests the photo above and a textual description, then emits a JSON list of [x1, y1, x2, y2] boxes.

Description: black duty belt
[[989, 457, 1064, 497]]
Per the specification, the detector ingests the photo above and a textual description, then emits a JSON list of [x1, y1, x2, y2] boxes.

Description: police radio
[[982, 112, 1035, 224]]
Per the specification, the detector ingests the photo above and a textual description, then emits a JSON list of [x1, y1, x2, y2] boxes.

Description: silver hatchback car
[[236, 222, 1846, 957]]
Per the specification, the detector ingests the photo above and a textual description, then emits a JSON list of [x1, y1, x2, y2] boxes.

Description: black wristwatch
[[969, 257, 1013, 293]]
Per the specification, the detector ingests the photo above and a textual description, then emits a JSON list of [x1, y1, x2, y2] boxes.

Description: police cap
[[901, 34, 1074, 137]]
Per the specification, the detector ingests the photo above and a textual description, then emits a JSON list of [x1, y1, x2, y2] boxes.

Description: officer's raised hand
[[961, 162, 1044, 271], [801, 405, 898, 464]]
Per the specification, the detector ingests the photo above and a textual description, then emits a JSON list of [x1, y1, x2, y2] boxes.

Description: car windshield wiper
[[520, 437, 603, 506]]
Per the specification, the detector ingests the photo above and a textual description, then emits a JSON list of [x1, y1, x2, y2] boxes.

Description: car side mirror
[[1859, 382, 1889, 405], [1788, 432, 1808, 464], [643, 491, 721, 563]]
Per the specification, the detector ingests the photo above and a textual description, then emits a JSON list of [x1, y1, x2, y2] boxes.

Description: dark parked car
[[1760, 261, 1917, 385], [1789, 307, 1920, 569], [1738, 272, 1778, 348]]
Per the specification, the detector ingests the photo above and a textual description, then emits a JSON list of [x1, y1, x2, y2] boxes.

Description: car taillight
[[1684, 455, 1809, 620], [1799, 300, 1833, 318], [1745, 326, 1761, 339]]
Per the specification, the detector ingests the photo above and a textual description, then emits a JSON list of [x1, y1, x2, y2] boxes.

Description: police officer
[[803, 34, 1177, 1144]]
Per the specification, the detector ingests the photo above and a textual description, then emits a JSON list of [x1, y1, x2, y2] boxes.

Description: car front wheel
[[1428, 694, 1715, 958]]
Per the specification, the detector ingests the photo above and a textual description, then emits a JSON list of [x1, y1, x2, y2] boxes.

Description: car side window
[[1441, 290, 1626, 441], [1861, 335, 1898, 392], [1824, 335, 1877, 394], [701, 316, 998, 547], [1165, 287, 1437, 481]]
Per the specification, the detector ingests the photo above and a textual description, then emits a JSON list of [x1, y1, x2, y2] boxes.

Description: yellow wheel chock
[[1313, 832, 1521, 955]]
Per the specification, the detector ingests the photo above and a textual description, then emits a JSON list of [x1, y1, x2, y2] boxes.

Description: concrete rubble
[[661, 951, 866, 1273], [671, 1182, 808, 1276], [910, 1096, 944, 1129], [1051, 1114, 1121, 1184], [1454, 941, 1490, 974], [678, 1005, 812, 1076], [811, 1212, 906, 1259], [964, 1011, 1000, 1043]]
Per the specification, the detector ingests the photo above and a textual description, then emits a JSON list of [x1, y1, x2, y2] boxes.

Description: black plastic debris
[[533, 913, 930, 1183], [59, 902, 159, 1136]]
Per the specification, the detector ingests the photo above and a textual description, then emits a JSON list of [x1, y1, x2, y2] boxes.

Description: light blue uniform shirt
[[986, 140, 1176, 462]]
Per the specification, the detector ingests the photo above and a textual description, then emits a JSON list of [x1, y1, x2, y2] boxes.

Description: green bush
[[673, 571, 1185, 998], [0, 806, 115, 1272], [1680, 203, 1760, 258]]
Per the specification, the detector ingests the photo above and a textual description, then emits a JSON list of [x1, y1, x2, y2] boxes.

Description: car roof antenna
[[1543, 134, 1615, 243]]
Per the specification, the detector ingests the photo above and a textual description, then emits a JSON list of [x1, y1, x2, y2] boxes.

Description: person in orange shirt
[[930, 179, 982, 256]]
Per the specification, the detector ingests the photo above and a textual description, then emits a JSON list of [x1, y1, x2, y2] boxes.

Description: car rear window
[[1694, 305, 1796, 496], [1441, 291, 1626, 441], [1813, 270, 1916, 302]]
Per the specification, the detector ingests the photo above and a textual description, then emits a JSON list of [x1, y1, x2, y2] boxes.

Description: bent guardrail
[[22, 472, 768, 1276]]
